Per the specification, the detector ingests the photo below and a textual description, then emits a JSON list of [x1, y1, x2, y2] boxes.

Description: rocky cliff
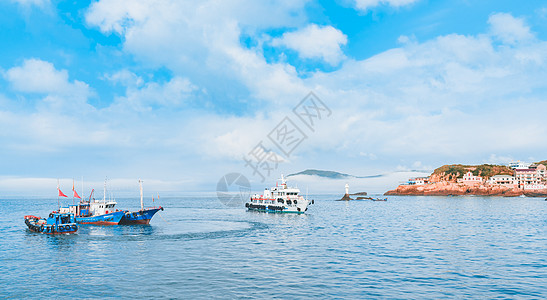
[[385, 182, 547, 197], [385, 162, 547, 197]]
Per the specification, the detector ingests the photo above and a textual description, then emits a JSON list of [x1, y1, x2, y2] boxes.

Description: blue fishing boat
[[24, 212, 78, 234], [120, 207, 163, 225], [61, 181, 125, 225], [119, 180, 163, 225]]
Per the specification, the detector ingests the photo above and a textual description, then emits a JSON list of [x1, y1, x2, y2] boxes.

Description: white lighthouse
[[345, 183, 349, 195]]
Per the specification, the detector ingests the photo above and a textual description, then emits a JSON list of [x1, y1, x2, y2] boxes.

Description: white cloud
[[485, 154, 514, 165], [4, 59, 91, 99], [108, 72, 198, 112], [105, 69, 144, 88], [359, 152, 377, 160], [354, 0, 419, 12], [271, 24, 348, 65], [301, 14, 547, 162], [85, 0, 311, 106], [488, 12, 534, 44], [3, 4, 547, 193]]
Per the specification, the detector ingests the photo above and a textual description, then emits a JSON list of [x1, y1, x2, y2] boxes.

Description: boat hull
[[119, 207, 163, 225], [245, 203, 307, 214], [75, 211, 125, 225], [24, 216, 78, 234]]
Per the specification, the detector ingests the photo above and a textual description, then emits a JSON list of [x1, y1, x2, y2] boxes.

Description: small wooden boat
[[24, 212, 78, 234]]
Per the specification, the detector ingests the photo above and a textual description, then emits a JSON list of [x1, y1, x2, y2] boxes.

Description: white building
[[408, 177, 429, 185], [458, 171, 483, 185], [508, 161, 532, 169], [529, 164, 546, 178], [488, 175, 516, 186], [514, 168, 542, 189]]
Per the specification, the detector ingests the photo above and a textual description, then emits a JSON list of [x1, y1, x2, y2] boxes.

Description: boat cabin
[[46, 212, 76, 225], [60, 200, 119, 217]]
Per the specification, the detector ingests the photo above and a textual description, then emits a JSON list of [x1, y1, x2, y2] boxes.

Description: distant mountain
[[287, 169, 352, 179], [287, 169, 431, 180]]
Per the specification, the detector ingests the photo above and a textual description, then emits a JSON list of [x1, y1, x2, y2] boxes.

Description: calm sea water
[[1, 195, 546, 299]]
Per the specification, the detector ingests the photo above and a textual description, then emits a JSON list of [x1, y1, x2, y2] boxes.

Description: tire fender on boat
[[71, 225, 77, 231], [40, 225, 44, 232]]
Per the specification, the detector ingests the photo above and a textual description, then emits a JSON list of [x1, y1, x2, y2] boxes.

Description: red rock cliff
[[385, 182, 547, 197]]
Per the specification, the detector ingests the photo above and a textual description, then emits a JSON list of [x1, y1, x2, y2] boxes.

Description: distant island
[[385, 161, 547, 197], [287, 169, 428, 179], [288, 169, 352, 179]]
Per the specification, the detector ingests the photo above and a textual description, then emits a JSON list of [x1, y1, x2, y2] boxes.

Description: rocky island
[[385, 161, 547, 197]]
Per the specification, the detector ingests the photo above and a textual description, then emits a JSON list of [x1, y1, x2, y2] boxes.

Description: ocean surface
[[1, 195, 546, 299]]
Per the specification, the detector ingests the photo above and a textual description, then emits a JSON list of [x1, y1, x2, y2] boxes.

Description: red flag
[[72, 181, 81, 199], [58, 188, 68, 198]]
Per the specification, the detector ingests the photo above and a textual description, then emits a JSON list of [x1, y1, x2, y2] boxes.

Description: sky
[[1, 0, 547, 195]]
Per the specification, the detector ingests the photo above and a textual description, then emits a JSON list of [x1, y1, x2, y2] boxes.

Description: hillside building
[[408, 177, 429, 185], [458, 171, 483, 185], [487, 175, 516, 187]]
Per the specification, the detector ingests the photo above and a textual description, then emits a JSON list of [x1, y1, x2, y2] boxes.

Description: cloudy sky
[[1, 0, 547, 195]]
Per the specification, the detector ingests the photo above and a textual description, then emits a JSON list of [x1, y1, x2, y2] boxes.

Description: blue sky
[[1, 0, 547, 195]]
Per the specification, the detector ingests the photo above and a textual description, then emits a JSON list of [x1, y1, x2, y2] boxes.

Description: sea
[[1, 195, 546, 299]]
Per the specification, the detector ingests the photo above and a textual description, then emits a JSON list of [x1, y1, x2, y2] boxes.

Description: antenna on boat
[[139, 179, 144, 210], [57, 179, 61, 211], [103, 178, 107, 203]]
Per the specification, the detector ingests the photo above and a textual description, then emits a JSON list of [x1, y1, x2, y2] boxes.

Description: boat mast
[[103, 178, 106, 203], [139, 179, 144, 210], [57, 179, 60, 211]]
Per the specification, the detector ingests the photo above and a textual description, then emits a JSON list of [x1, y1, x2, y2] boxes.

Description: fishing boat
[[245, 175, 313, 214], [61, 181, 125, 225], [24, 212, 78, 234], [119, 180, 163, 225], [60, 179, 162, 225]]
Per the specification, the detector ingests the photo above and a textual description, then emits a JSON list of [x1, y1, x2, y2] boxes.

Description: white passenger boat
[[245, 175, 313, 214]]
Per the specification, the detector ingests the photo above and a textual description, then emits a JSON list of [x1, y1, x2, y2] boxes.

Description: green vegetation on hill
[[536, 160, 547, 167], [472, 164, 514, 177], [432, 164, 513, 180], [434, 164, 466, 178]]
